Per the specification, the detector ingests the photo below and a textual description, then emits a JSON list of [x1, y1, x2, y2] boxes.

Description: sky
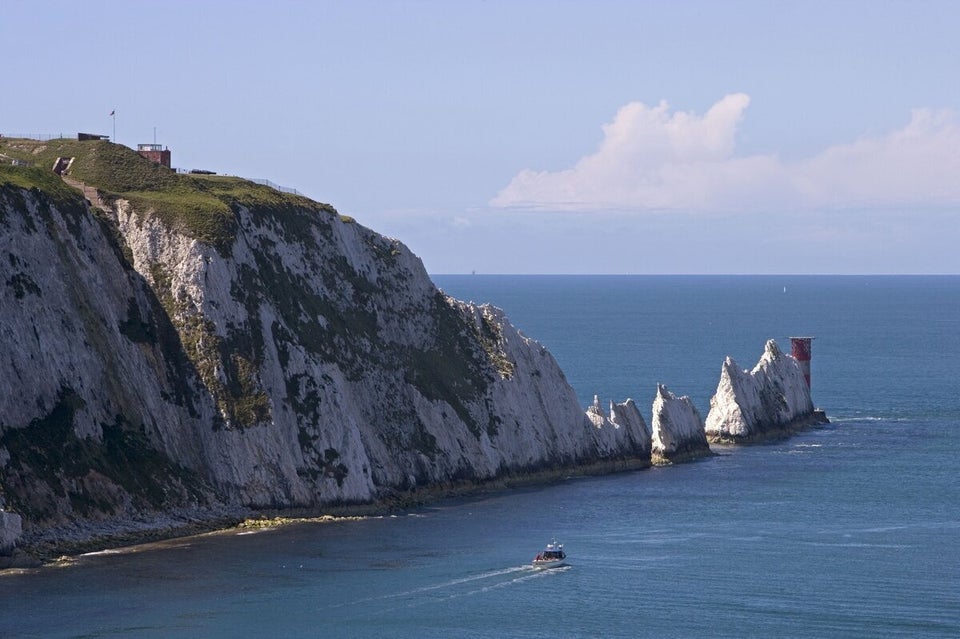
[[4, 0, 960, 274]]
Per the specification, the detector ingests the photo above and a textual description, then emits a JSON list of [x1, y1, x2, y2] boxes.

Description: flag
[[109, 110, 115, 116]]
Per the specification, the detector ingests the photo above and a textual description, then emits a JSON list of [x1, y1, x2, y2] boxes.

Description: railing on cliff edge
[[249, 178, 302, 196], [173, 170, 303, 196]]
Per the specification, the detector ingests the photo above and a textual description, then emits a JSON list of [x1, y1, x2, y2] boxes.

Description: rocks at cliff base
[[651, 384, 711, 464], [705, 339, 826, 443]]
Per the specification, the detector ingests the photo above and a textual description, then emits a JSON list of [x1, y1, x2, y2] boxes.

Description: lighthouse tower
[[789, 337, 814, 389]]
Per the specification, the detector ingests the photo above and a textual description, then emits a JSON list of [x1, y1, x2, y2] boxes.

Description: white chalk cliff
[[0, 510, 21, 556], [650, 384, 710, 463], [0, 169, 650, 552], [704, 339, 821, 442]]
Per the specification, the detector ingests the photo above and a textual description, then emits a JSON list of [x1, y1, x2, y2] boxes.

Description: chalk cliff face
[[0, 179, 649, 548], [0, 511, 21, 556], [704, 339, 818, 442], [650, 384, 710, 464]]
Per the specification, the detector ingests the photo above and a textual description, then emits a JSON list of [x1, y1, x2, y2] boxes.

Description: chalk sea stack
[[585, 395, 652, 464], [704, 339, 829, 443], [650, 384, 711, 464]]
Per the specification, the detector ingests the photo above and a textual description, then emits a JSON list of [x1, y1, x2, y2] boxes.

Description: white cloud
[[490, 95, 960, 213], [795, 107, 960, 209]]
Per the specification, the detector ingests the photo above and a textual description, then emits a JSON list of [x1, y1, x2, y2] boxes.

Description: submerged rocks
[[651, 384, 711, 464], [705, 339, 826, 443]]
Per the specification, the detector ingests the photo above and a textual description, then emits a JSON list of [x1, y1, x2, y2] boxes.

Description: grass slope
[[0, 137, 340, 254]]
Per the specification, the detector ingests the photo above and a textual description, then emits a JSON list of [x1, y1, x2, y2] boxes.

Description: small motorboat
[[532, 538, 567, 569]]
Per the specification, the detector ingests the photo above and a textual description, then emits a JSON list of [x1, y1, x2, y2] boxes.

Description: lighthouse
[[789, 337, 814, 389]]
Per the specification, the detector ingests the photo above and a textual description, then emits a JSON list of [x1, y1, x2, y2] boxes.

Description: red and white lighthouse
[[789, 337, 814, 389]]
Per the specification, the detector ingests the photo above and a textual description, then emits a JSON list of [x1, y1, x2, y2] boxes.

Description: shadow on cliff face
[[0, 386, 210, 529], [0, 182, 219, 533]]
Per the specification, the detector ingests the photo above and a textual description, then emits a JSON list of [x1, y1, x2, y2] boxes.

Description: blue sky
[[4, 0, 959, 274]]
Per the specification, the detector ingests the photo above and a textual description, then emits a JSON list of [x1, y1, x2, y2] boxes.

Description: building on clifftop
[[137, 143, 171, 168]]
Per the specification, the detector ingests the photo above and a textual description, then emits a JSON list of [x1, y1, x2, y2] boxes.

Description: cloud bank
[[490, 94, 960, 212]]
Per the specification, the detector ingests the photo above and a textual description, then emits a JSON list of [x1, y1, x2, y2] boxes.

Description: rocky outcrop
[[585, 395, 652, 463], [0, 179, 652, 551], [650, 384, 711, 464], [704, 339, 826, 443]]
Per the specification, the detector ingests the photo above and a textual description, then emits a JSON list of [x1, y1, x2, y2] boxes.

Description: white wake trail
[[322, 565, 532, 610]]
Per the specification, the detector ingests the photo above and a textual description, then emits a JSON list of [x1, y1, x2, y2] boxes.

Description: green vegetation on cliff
[[0, 386, 207, 522], [0, 164, 84, 206], [0, 137, 339, 255]]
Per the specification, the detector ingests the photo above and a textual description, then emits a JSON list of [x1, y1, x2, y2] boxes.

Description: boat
[[532, 538, 567, 569]]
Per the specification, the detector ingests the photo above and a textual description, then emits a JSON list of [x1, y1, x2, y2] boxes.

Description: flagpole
[[112, 111, 116, 142]]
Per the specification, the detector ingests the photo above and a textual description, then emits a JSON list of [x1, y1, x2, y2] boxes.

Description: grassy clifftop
[[0, 163, 82, 203], [0, 137, 340, 254]]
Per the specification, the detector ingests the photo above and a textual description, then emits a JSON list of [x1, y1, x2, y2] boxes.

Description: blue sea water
[[2, 275, 958, 638]]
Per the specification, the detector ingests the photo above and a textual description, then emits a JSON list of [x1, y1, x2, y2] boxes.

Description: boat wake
[[827, 415, 908, 424], [434, 564, 570, 602], [323, 564, 570, 613]]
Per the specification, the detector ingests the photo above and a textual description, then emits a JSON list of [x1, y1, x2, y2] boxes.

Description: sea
[[2, 275, 958, 638]]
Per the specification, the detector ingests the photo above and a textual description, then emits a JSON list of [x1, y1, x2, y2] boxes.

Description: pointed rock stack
[[651, 384, 711, 464], [704, 339, 826, 443], [586, 395, 652, 463]]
